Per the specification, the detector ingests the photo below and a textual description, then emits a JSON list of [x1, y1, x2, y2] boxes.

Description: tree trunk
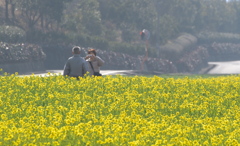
[[5, 0, 9, 23], [10, 0, 15, 19], [41, 14, 44, 29]]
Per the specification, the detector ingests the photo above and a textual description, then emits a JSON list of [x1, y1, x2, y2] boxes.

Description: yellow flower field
[[0, 73, 240, 146]]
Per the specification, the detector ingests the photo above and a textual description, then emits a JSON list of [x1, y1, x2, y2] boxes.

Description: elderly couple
[[63, 46, 104, 78]]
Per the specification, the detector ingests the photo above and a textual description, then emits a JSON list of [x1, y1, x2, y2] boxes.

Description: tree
[[5, 0, 9, 22], [62, 0, 102, 36], [228, 0, 240, 33], [15, 0, 71, 30], [99, 0, 157, 42]]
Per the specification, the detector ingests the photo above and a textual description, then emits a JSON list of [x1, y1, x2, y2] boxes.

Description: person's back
[[63, 46, 89, 78]]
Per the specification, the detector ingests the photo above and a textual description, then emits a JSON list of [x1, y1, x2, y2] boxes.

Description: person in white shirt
[[85, 48, 104, 76]]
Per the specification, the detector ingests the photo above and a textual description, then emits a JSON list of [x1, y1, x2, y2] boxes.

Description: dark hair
[[87, 48, 96, 56], [72, 46, 81, 54]]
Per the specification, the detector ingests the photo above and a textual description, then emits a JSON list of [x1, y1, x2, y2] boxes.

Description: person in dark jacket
[[63, 46, 89, 78]]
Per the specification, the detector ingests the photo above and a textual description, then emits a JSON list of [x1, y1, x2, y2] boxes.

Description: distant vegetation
[[1, 0, 240, 55], [2, 0, 240, 74], [0, 25, 26, 43]]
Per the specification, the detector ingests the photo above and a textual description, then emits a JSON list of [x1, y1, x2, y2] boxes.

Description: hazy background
[[1, 0, 240, 74], [2, 0, 240, 49]]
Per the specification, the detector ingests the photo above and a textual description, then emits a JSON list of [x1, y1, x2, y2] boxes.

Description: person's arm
[[63, 61, 70, 76], [96, 56, 104, 67], [85, 54, 92, 61], [83, 61, 89, 75]]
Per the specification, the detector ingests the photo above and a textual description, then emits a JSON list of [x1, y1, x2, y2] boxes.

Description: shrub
[[175, 46, 209, 72], [88, 36, 109, 50], [109, 42, 145, 56], [196, 31, 240, 44], [0, 25, 26, 43], [159, 33, 197, 62], [26, 30, 71, 44], [0, 42, 46, 63], [69, 33, 109, 50]]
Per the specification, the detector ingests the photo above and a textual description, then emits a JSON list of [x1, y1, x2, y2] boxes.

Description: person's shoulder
[[68, 56, 74, 60], [96, 56, 104, 61], [80, 57, 85, 60], [80, 57, 88, 62], [96, 56, 102, 59]]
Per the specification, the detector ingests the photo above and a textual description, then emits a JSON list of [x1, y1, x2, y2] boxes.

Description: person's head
[[87, 48, 96, 56], [72, 46, 81, 54]]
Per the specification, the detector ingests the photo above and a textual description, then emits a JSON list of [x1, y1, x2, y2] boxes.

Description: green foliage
[[62, 0, 102, 36], [196, 32, 240, 44], [90, 36, 109, 50], [66, 32, 153, 56], [157, 14, 179, 44], [26, 30, 70, 44], [208, 43, 240, 61], [99, 0, 157, 43], [101, 21, 119, 41], [159, 33, 198, 61], [109, 42, 145, 56], [121, 25, 138, 43], [40, 0, 69, 22], [15, 0, 72, 29], [230, 1, 240, 33], [199, 0, 235, 32], [0, 25, 26, 43], [68, 33, 109, 50], [175, 46, 209, 72], [4, 0, 240, 59]]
